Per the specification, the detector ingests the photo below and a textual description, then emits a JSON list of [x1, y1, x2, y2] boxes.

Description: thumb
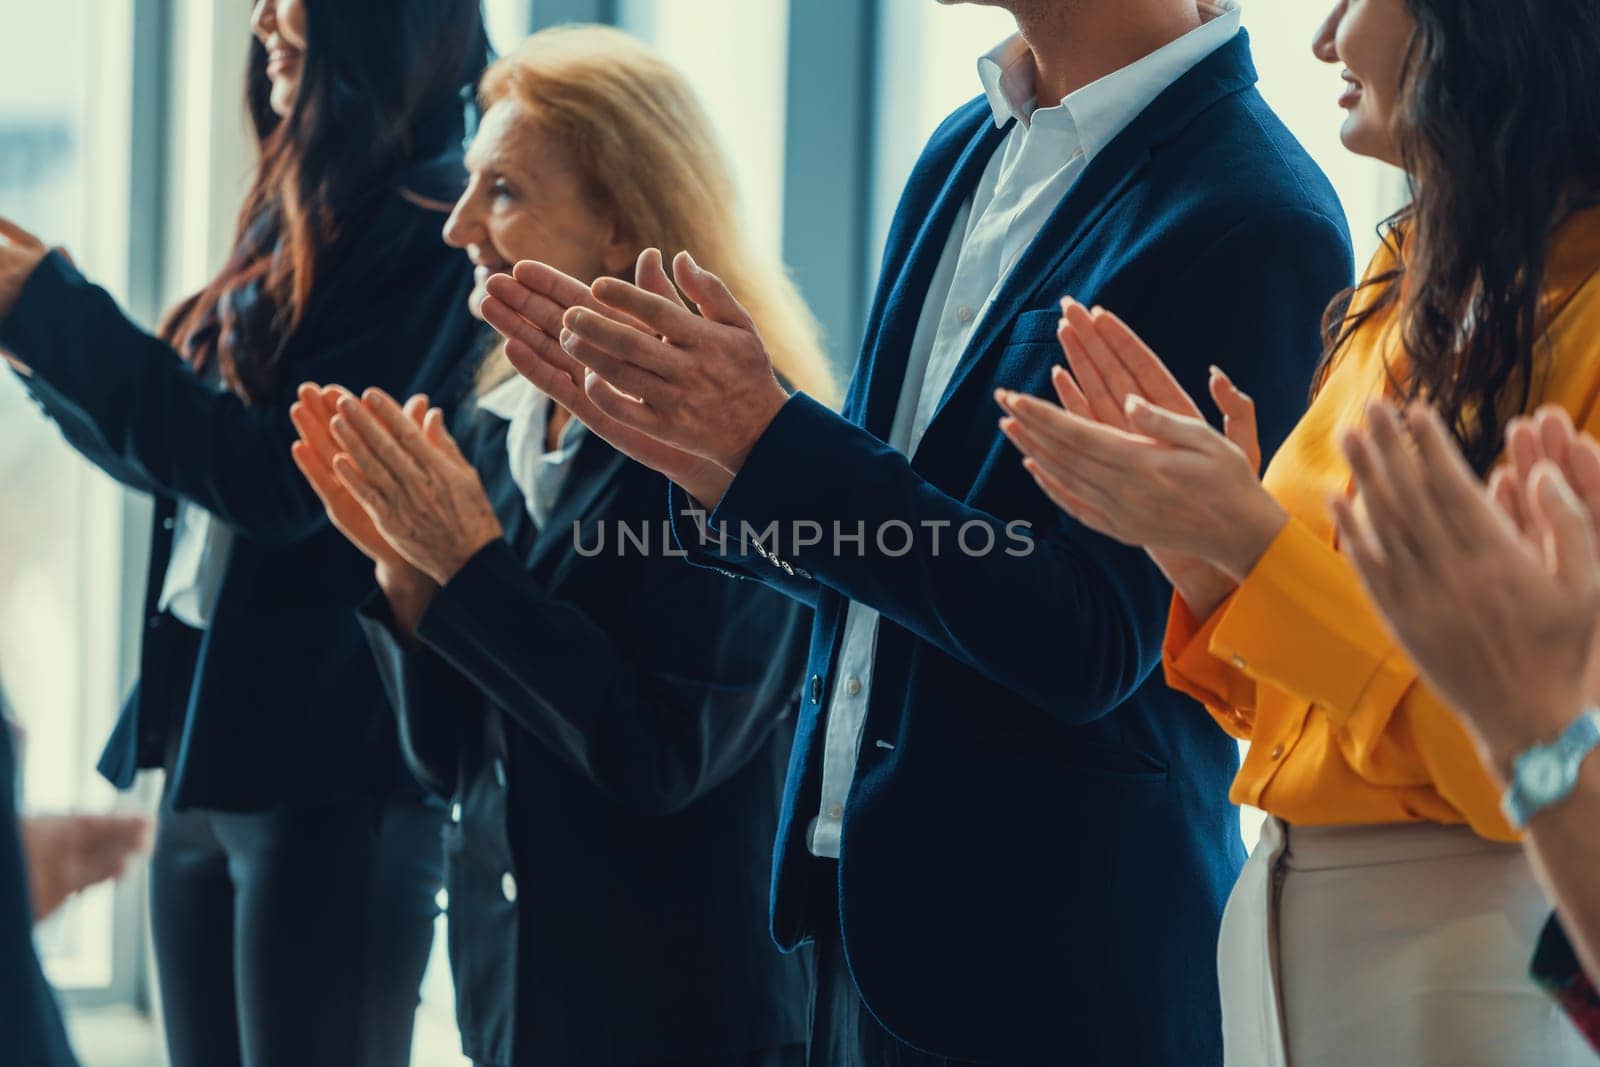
[[1209, 367, 1261, 471], [672, 251, 753, 329]]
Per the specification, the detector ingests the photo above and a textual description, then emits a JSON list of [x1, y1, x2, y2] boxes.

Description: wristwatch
[[1502, 709, 1600, 829]]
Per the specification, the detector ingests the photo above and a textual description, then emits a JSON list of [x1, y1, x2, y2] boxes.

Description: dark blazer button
[[493, 759, 507, 788], [146, 615, 162, 631], [809, 674, 821, 704]]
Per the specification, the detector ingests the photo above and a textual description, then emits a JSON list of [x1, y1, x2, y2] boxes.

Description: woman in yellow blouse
[[995, 0, 1600, 1064]]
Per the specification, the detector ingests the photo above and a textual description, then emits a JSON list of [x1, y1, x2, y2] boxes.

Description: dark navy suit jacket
[[359, 399, 812, 1065], [669, 33, 1354, 1063], [0, 153, 481, 811], [1, 716, 78, 1067]]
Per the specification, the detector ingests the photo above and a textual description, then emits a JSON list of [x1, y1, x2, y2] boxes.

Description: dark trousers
[[809, 868, 974, 1067], [472, 1051, 806, 1067], [149, 794, 444, 1067]]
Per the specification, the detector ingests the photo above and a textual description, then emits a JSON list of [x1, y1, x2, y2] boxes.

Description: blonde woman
[[289, 26, 834, 1067]]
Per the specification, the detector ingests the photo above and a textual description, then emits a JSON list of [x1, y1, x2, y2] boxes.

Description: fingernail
[[560, 329, 576, 352]]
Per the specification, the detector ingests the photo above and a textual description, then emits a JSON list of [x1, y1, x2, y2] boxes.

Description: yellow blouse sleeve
[[1207, 517, 1514, 841], [1163, 593, 1257, 740]]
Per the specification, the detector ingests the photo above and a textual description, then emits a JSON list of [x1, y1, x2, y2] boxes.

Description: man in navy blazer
[[484, 1, 1353, 1061]]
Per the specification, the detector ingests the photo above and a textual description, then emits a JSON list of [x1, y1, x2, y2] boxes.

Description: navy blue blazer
[[669, 33, 1354, 1063], [0, 716, 79, 1067], [0, 154, 482, 811], [358, 398, 812, 1065]]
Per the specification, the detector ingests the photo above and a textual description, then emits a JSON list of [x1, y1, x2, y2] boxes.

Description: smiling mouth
[[266, 48, 300, 77], [1339, 75, 1363, 109]]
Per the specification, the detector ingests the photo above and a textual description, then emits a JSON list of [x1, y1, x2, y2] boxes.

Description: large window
[[618, 0, 792, 261], [0, 0, 140, 997]]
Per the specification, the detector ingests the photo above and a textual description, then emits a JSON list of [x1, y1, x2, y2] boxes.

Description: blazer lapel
[[846, 114, 1010, 439], [914, 31, 1262, 464]]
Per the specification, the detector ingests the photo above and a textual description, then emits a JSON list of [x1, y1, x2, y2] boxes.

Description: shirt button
[[161, 516, 175, 531], [828, 802, 844, 820], [434, 888, 449, 913], [1270, 744, 1285, 760], [501, 872, 518, 903], [809, 675, 821, 703], [845, 676, 862, 697], [450, 802, 462, 823], [494, 759, 508, 788], [956, 305, 975, 323]]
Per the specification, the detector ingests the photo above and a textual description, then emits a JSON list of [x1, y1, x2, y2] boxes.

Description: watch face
[[1526, 751, 1568, 799]]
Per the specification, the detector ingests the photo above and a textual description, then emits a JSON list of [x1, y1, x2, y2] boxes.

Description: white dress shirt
[[807, 1, 1243, 859], [477, 372, 587, 529], [158, 503, 235, 629]]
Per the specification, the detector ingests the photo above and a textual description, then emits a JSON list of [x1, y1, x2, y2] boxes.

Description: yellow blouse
[[1164, 206, 1600, 843]]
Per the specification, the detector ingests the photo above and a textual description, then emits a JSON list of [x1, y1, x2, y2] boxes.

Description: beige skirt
[[1219, 817, 1599, 1066]]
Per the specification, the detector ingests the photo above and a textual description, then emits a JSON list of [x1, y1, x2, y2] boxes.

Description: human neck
[[1012, 0, 1206, 108]]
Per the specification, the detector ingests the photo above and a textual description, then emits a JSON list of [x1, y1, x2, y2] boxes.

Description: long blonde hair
[[478, 25, 836, 405]]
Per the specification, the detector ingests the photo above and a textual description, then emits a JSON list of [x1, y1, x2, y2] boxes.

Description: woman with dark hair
[[995, 0, 1600, 1063], [0, 2, 489, 1064]]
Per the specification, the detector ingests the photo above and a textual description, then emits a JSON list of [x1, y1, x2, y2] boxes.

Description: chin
[[467, 285, 490, 322], [269, 81, 299, 118]]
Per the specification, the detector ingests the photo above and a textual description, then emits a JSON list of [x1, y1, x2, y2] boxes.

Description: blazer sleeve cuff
[[414, 538, 530, 652], [0, 252, 87, 383], [1164, 593, 1257, 739], [1207, 517, 1415, 728]]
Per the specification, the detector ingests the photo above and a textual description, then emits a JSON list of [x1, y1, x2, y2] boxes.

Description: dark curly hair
[[1318, 0, 1600, 473]]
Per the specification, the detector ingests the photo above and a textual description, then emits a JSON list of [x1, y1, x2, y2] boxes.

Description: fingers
[[1340, 415, 1427, 571], [1123, 396, 1225, 452], [360, 388, 434, 458], [1000, 390, 1144, 473], [290, 383, 341, 469], [1089, 305, 1202, 417], [1047, 364, 1094, 419], [1058, 301, 1132, 427], [0, 217, 44, 250], [1490, 467, 1534, 538], [635, 247, 687, 312], [329, 395, 419, 502], [422, 408, 470, 466], [560, 305, 677, 391], [1330, 490, 1401, 608], [504, 335, 588, 410], [1021, 456, 1119, 538], [290, 441, 346, 508], [584, 370, 670, 437], [1529, 461, 1600, 592], [592, 270, 703, 341], [1209, 366, 1261, 472], [1363, 404, 1453, 552], [1404, 406, 1509, 546], [671, 251, 755, 330], [1566, 433, 1600, 529]]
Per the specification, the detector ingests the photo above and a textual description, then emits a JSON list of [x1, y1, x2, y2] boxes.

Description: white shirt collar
[[977, 0, 1241, 157]]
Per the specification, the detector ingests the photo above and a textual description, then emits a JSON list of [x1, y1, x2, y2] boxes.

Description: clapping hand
[[481, 248, 786, 505], [1332, 402, 1600, 778], [21, 812, 151, 923], [997, 299, 1284, 619], [481, 249, 736, 507]]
